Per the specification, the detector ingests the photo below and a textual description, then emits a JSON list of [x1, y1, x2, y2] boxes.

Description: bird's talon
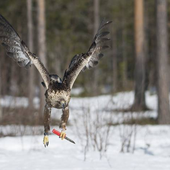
[[60, 130, 66, 140], [43, 134, 49, 147]]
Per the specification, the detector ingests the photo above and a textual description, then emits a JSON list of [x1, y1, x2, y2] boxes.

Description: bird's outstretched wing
[[63, 20, 112, 89], [0, 14, 50, 88]]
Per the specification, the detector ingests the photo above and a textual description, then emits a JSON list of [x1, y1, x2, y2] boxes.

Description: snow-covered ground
[[0, 92, 170, 170]]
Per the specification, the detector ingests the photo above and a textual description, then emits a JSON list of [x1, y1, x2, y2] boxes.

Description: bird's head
[[50, 74, 62, 83]]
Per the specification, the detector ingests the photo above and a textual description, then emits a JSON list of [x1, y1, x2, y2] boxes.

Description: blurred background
[[0, 0, 170, 169]]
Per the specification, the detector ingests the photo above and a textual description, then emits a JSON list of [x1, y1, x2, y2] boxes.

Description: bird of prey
[[0, 14, 111, 147]]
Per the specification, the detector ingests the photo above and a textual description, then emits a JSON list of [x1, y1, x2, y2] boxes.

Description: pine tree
[[27, 0, 34, 109], [132, 0, 147, 111], [156, 0, 170, 124], [37, 0, 46, 117]]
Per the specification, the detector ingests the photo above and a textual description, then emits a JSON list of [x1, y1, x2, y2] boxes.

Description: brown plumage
[[0, 14, 112, 146]]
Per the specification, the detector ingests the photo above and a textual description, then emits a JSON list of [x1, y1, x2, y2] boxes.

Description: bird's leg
[[43, 104, 51, 147], [59, 106, 69, 140]]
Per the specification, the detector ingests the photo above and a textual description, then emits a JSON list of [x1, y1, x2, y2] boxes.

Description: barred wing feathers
[[0, 14, 31, 67], [63, 21, 112, 89], [0, 14, 50, 88]]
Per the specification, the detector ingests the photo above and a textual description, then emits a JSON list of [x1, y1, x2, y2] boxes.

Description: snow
[[0, 92, 170, 170], [0, 125, 170, 170]]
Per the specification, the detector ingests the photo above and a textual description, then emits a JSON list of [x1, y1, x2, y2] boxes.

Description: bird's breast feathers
[[46, 89, 70, 108]]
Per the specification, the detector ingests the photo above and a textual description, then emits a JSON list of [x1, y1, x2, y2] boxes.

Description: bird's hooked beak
[[61, 100, 66, 109]]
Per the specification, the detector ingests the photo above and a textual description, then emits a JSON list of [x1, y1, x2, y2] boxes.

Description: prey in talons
[[52, 129, 75, 144]]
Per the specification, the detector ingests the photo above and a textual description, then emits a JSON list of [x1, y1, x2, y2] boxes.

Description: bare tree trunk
[[121, 0, 127, 91], [37, 0, 46, 117], [132, 0, 147, 111], [156, 0, 170, 124], [144, 0, 149, 92], [93, 0, 100, 95], [27, 0, 34, 109], [0, 49, 3, 119], [122, 25, 127, 90], [0, 72, 2, 119], [112, 28, 117, 93], [94, 0, 99, 34]]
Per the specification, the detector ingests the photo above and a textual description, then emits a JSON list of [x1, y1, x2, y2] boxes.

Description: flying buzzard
[[0, 14, 111, 147]]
